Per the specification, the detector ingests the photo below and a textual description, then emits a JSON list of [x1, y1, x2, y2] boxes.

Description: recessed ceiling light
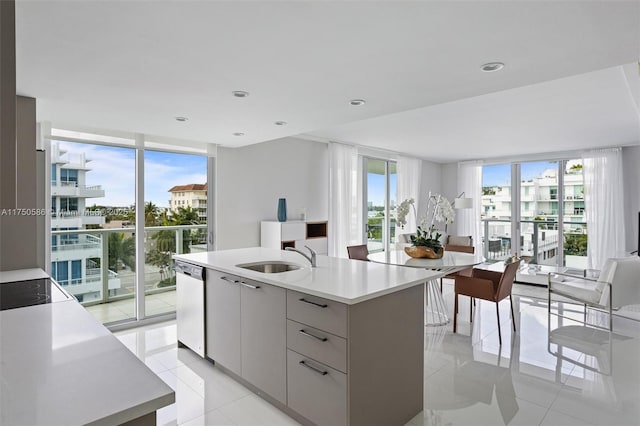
[[274, 121, 287, 126], [232, 132, 245, 136], [175, 116, 188, 122], [349, 99, 366, 106], [232, 90, 250, 98], [481, 62, 505, 72]]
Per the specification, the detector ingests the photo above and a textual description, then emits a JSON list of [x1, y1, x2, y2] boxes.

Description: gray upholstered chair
[[548, 256, 640, 331]]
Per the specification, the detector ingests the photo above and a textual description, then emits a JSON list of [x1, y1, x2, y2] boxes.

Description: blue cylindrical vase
[[277, 198, 287, 222]]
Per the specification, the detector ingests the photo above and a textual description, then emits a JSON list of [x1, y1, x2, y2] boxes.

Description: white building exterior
[[168, 183, 207, 221], [50, 143, 120, 302], [481, 165, 586, 267]]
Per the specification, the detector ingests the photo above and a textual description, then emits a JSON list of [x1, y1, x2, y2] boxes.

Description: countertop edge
[[85, 393, 176, 426], [174, 250, 440, 305]]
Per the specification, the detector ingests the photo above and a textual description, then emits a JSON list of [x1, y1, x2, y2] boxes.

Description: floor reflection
[[114, 280, 640, 426]]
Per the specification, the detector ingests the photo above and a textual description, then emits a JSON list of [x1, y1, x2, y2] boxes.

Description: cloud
[[55, 141, 207, 208]]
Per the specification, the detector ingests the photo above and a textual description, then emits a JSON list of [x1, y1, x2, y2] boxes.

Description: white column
[[135, 134, 145, 320]]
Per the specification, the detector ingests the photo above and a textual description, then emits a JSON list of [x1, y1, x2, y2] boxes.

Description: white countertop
[[0, 271, 174, 425], [174, 247, 439, 304], [0, 268, 50, 283]]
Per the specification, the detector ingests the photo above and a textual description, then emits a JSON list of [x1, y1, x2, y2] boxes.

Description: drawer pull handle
[[299, 298, 328, 308], [299, 360, 328, 376], [220, 276, 239, 284], [299, 329, 328, 342], [240, 282, 260, 290]]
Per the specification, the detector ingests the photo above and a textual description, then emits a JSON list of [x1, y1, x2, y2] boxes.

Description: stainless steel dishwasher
[[175, 260, 206, 357]]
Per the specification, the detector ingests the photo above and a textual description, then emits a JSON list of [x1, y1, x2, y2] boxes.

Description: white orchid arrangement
[[397, 193, 455, 249]]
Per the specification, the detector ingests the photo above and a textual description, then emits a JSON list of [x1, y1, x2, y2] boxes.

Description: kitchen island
[[175, 247, 441, 426], [0, 269, 175, 426]]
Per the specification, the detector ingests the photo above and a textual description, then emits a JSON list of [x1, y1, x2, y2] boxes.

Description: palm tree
[[108, 232, 135, 272], [147, 206, 202, 267], [145, 201, 160, 226], [170, 206, 200, 225]]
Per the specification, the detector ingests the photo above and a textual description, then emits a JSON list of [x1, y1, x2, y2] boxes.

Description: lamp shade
[[454, 197, 473, 209]]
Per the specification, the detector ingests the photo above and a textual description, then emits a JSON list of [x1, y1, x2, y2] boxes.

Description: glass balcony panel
[[143, 225, 207, 317]]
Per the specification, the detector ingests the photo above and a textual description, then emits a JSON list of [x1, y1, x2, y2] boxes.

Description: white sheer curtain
[[396, 156, 422, 235], [582, 148, 626, 270], [457, 161, 482, 252], [328, 142, 363, 258]]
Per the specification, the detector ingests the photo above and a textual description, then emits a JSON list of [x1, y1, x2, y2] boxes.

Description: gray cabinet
[[240, 279, 287, 404], [205, 268, 424, 426], [205, 268, 286, 403], [287, 350, 347, 426], [205, 269, 241, 375], [286, 285, 424, 426]]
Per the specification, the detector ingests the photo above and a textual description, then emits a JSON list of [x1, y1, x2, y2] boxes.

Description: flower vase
[[404, 246, 444, 259], [277, 198, 287, 222]]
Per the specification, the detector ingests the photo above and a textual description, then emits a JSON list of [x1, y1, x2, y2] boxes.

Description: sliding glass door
[[481, 159, 587, 268], [48, 128, 213, 326], [364, 158, 397, 253]]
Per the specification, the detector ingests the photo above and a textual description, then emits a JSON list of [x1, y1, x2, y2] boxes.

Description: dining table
[[368, 249, 485, 326]]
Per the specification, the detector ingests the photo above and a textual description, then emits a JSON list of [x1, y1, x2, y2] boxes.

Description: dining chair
[[347, 244, 369, 261], [440, 235, 474, 292], [453, 256, 521, 345]]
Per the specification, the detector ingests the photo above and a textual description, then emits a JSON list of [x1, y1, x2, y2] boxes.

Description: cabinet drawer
[[281, 222, 305, 241], [287, 320, 347, 373], [287, 350, 347, 426], [287, 290, 347, 338]]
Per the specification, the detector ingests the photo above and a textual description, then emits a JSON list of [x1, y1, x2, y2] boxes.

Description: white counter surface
[[0, 268, 50, 283], [0, 271, 174, 425], [174, 247, 439, 304]]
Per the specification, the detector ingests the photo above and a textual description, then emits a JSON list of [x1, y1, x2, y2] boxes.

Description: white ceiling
[[15, 1, 640, 163]]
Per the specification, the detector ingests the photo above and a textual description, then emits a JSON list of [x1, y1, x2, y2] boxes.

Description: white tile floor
[[114, 280, 640, 426], [85, 290, 176, 324]]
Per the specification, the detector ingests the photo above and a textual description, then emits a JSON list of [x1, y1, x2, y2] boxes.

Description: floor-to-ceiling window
[[143, 150, 207, 318], [481, 159, 587, 268], [50, 140, 137, 321], [481, 164, 512, 260], [364, 158, 397, 253], [47, 127, 213, 326]]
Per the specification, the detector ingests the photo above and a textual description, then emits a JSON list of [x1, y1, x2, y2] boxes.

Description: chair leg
[[453, 293, 458, 333], [469, 297, 473, 323], [440, 277, 443, 293], [510, 296, 516, 332], [496, 302, 502, 345]]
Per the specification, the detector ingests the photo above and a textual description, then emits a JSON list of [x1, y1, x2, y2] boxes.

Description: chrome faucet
[[285, 245, 317, 267]]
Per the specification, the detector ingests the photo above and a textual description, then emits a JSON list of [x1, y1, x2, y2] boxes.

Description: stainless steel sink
[[236, 261, 300, 273]]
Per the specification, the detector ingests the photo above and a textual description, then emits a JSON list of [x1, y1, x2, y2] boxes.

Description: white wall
[[623, 145, 640, 253], [216, 137, 329, 249], [415, 159, 443, 220]]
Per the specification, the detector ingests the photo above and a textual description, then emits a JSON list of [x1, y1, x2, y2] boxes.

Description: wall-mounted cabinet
[[261, 220, 328, 254]]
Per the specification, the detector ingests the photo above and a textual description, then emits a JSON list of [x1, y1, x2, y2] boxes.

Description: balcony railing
[[50, 224, 207, 309], [482, 218, 587, 268]]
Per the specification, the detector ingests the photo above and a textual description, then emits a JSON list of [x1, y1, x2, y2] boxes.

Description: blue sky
[[482, 161, 559, 186], [56, 141, 206, 207], [368, 173, 397, 206]]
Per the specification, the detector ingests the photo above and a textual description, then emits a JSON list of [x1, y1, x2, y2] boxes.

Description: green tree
[[147, 206, 203, 268], [483, 187, 496, 195], [144, 201, 160, 226], [170, 206, 200, 225], [108, 232, 135, 272], [564, 233, 588, 256]]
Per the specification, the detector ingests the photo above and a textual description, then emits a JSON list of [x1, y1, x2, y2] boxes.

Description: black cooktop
[[0, 278, 70, 311]]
